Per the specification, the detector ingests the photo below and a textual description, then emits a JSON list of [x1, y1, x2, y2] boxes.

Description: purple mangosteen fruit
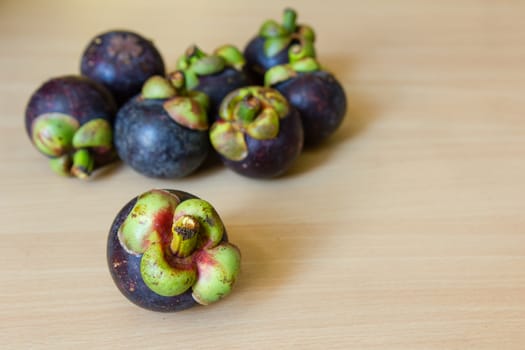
[[107, 189, 241, 312], [114, 73, 210, 178], [174, 45, 249, 119], [265, 54, 347, 146], [81, 30, 165, 106], [210, 86, 303, 178], [244, 8, 316, 84], [25, 75, 117, 179]]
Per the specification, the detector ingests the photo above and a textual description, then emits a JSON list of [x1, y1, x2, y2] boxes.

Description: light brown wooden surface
[[1, 0, 525, 348]]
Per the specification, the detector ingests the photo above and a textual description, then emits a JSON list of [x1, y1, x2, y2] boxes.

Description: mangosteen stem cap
[[282, 8, 297, 33], [70, 149, 94, 179], [171, 215, 200, 258]]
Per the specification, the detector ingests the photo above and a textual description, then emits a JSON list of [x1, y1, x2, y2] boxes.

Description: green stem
[[70, 149, 94, 179], [234, 95, 262, 123], [171, 215, 200, 258], [282, 8, 297, 33]]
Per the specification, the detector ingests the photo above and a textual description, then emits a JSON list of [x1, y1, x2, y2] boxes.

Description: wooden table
[[1, 0, 524, 348]]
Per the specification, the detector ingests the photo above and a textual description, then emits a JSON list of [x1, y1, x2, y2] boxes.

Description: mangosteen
[[244, 8, 316, 84], [174, 44, 250, 119], [114, 74, 210, 178], [25, 75, 117, 179], [210, 86, 303, 178], [81, 30, 165, 106], [265, 54, 347, 146], [107, 189, 241, 312]]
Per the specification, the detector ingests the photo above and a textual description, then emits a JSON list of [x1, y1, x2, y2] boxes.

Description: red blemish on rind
[[153, 208, 174, 247], [193, 250, 218, 281]]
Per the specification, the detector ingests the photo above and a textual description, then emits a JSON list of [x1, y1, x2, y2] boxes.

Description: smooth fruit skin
[[243, 37, 291, 85], [274, 71, 347, 146], [25, 75, 116, 136], [81, 30, 165, 106], [194, 67, 250, 119], [107, 190, 231, 312], [114, 96, 209, 178], [25, 75, 117, 170], [221, 107, 303, 178]]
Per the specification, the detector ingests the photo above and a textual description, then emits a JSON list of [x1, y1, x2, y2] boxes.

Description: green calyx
[[118, 189, 181, 255], [210, 86, 289, 161], [118, 189, 240, 303], [141, 75, 176, 99], [259, 8, 316, 58], [176, 44, 245, 90], [264, 56, 322, 86], [141, 74, 209, 131], [31, 113, 113, 179]]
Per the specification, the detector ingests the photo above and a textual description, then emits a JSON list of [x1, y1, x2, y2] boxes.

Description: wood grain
[[1, 0, 524, 348]]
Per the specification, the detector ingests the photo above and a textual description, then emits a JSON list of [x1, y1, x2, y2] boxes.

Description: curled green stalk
[[116, 189, 241, 306], [30, 112, 114, 179]]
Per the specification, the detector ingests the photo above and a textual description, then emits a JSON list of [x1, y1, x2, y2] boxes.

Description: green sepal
[[188, 90, 210, 112], [31, 112, 79, 157], [70, 149, 94, 179], [140, 242, 197, 297], [173, 199, 225, 249], [264, 64, 297, 86], [259, 19, 287, 38], [209, 121, 248, 161], [191, 56, 225, 76], [176, 56, 189, 71], [289, 42, 316, 63], [184, 70, 200, 90], [163, 96, 208, 131], [72, 118, 112, 149], [214, 45, 246, 70], [141, 75, 176, 99], [192, 242, 241, 305], [291, 57, 321, 73], [298, 25, 316, 42], [245, 108, 279, 140], [264, 36, 292, 57], [117, 189, 180, 255], [49, 154, 72, 177]]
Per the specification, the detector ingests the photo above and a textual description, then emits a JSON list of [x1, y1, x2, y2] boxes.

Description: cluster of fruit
[[25, 9, 348, 312], [25, 8, 347, 180]]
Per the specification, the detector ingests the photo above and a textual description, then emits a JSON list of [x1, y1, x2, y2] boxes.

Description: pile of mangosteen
[[25, 8, 347, 180], [24, 8, 347, 312]]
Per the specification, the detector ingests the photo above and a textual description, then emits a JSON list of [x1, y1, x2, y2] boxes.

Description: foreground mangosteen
[[244, 8, 316, 84], [210, 86, 303, 178], [25, 75, 117, 179], [114, 73, 210, 178], [81, 30, 165, 106], [175, 45, 249, 118], [265, 54, 347, 146], [107, 189, 241, 312]]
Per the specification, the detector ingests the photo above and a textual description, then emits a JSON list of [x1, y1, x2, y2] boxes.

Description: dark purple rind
[[274, 71, 347, 146], [81, 30, 165, 106], [221, 107, 304, 178], [107, 190, 229, 312], [243, 36, 292, 85], [24, 75, 117, 137], [114, 96, 209, 178], [194, 67, 250, 120]]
